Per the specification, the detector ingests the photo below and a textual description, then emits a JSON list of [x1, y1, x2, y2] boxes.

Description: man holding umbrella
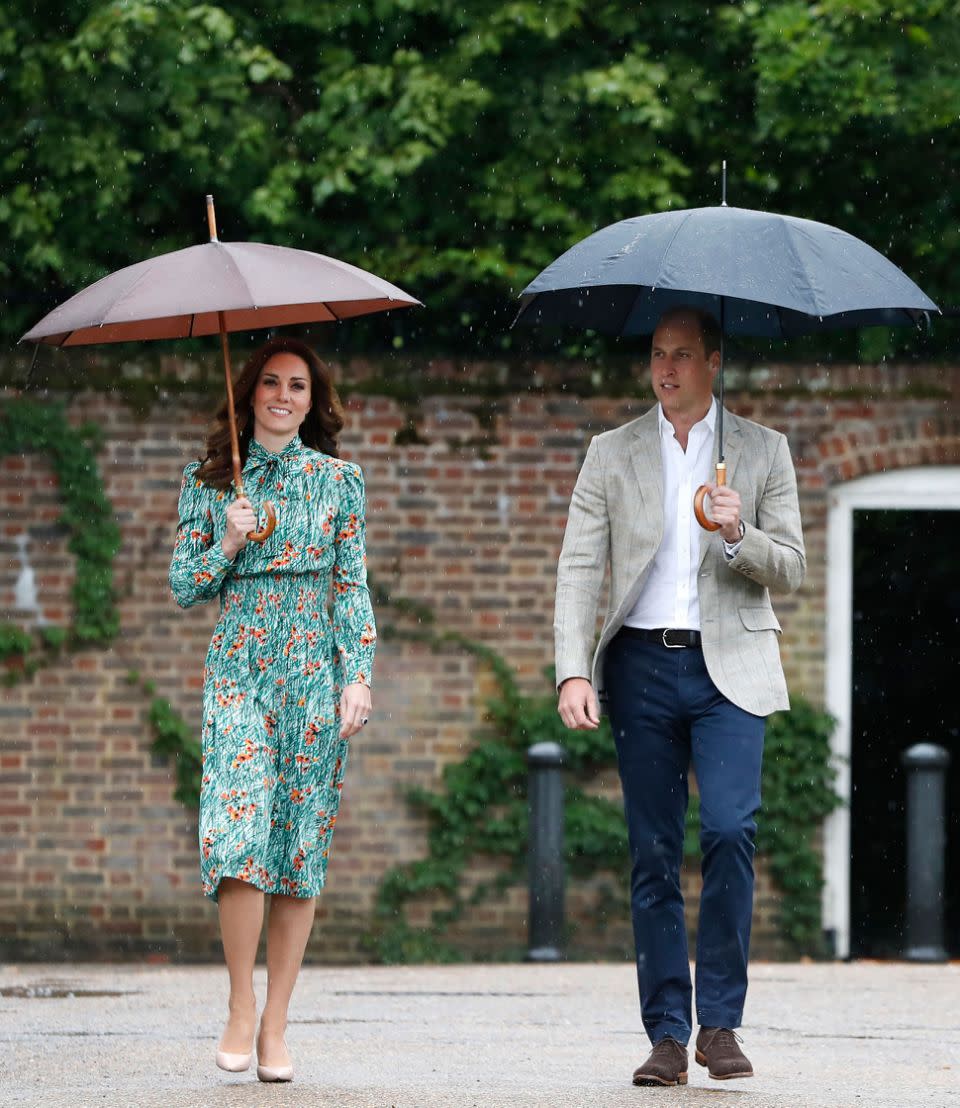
[[555, 306, 805, 1086]]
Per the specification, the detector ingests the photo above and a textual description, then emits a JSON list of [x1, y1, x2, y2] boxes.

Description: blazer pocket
[[738, 606, 782, 633]]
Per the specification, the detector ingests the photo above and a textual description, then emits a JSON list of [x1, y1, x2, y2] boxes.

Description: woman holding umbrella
[[169, 336, 375, 1083]]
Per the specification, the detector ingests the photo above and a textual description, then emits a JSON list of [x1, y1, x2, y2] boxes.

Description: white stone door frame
[[824, 465, 960, 959]]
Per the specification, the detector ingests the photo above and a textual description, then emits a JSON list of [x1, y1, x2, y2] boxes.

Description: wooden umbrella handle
[[232, 477, 277, 544], [247, 501, 277, 543], [694, 461, 726, 532]]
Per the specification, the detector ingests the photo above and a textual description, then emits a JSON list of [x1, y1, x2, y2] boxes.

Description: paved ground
[[0, 961, 957, 1107]]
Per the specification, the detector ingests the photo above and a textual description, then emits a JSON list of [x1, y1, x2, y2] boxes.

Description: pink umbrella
[[23, 196, 421, 540]]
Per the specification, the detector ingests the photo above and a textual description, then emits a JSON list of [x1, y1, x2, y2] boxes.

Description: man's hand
[[558, 677, 600, 730], [704, 482, 743, 544]]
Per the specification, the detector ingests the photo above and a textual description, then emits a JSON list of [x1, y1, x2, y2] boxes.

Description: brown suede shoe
[[695, 1027, 753, 1079], [632, 1036, 688, 1086]]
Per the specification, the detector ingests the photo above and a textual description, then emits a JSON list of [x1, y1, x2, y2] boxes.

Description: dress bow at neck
[[243, 435, 305, 477]]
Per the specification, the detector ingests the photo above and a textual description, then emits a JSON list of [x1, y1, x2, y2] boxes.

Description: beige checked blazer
[[554, 406, 805, 718]]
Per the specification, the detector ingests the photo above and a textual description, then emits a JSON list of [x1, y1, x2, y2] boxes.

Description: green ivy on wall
[[365, 582, 841, 962], [0, 396, 199, 808], [758, 701, 842, 950], [0, 396, 121, 681], [122, 671, 204, 809]]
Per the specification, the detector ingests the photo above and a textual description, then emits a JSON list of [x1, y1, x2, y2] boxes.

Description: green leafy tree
[[2, 1, 958, 355]]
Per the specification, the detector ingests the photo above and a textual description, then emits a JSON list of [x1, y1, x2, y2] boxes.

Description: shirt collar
[[657, 396, 718, 439]]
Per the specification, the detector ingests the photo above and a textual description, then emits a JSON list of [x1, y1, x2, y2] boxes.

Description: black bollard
[[901, 743, 951, 962], [526, 741, 566, 962]]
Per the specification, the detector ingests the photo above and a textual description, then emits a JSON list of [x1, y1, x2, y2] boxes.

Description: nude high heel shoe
[[216, 1002, 256, 1073], [256, 1060, 294, 1082], [256, 1032, 294, 1082], [216, 1049, 252, 1073]]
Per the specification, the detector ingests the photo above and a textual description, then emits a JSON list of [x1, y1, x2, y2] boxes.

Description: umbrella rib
[[98, 264, 169, 328], [779, 220, 828, 318], [647, 210, 696, 290], [616, 288, 646, 335], [215, 245, 259, 315]]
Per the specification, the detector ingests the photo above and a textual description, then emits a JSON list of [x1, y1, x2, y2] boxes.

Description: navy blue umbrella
[[515, 201, 939, 528]]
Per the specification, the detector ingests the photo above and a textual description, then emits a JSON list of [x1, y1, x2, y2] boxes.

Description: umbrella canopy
[[23, 241, 420, 347], [515, 205, 938, 336], [22, 196, 421, 544], [514, 202, 939, 530]]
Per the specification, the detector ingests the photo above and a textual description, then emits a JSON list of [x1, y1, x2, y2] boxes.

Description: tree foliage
[[3, 1, 959, 354]]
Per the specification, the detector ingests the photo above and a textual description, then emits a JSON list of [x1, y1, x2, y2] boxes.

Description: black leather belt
[[617, 626, 702, 649]]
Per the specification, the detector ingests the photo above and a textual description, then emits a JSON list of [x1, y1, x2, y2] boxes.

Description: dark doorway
[[850, 508, 960, 958]]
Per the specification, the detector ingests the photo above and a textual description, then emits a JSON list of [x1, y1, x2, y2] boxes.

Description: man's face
[[650, 314, 719, 421]]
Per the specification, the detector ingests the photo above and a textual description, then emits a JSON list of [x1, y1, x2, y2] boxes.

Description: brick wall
[[2, 360, 958, 962]]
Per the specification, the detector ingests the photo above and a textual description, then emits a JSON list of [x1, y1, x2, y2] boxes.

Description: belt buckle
[[661, 628, 685, 649]]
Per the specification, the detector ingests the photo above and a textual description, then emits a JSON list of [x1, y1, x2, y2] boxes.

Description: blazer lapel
[[629, 408, 664, 528]]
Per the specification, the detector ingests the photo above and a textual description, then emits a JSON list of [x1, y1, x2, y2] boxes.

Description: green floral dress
[[169, 435, 376, 900]]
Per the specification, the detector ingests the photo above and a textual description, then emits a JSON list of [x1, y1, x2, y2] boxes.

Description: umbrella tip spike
[[206, 195, 219, 243], [721, 160, 728, 207]]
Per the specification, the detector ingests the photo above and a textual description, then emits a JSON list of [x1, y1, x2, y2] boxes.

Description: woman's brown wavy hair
[[195, 338, 345, 490]]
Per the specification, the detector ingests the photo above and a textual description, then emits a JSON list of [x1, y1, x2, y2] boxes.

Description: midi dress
[[168, 435, 376, 900]]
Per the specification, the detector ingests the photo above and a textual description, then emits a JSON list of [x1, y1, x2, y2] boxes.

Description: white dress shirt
[[624, 399, 737, 631]]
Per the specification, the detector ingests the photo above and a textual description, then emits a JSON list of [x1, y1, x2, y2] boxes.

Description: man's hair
[[656, 306, 722, 358]]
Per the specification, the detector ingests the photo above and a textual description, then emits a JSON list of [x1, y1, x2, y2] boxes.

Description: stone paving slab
[[0, 961, 958, 1107]]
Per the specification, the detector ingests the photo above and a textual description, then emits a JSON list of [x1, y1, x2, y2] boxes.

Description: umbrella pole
[[717, 295, 726, 470], [694, 298, 726, 531], [217, 311, 277, 543], [205, 194, 275, 543], [218, 312, 244, 496], [206, 199, 247, 498]]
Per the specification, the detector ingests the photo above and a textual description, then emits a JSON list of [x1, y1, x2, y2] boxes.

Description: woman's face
[[251, 353, 312, 440]]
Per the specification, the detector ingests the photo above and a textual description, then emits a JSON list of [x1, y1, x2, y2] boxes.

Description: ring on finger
[[361, 716, 369, 726]]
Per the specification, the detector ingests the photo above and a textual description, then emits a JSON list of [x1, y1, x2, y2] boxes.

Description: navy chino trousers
[[604, 632, 766, 1046]]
